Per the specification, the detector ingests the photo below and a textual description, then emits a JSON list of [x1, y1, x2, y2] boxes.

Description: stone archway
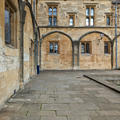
[[41, 32, 73, 70], [79, 32, 112, 69]]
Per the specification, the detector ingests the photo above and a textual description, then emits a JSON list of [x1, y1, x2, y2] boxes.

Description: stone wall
[[0, 0, 38, 109], [0, 0, 19, 109], [38, 0, 120, 70], [37, 0, 112, 27], [24, 5, 34, 83]]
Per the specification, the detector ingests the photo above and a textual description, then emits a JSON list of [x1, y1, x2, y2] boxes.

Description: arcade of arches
[[40, 31, 119, 70]]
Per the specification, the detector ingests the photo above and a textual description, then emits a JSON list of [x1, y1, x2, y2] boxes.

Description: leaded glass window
[[86, 7, 95, 26], [5, 9, 11, 44], [69, 15, 74, 26], [107, 16, 110, 26], [104, 42, 111, 54], [49, 42, 59, 54], [48, 6, 57, 26], [81, 42, 91, 54]]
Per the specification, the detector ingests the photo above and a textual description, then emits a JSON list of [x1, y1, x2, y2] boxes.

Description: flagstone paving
[[0, 71, 120, 120]]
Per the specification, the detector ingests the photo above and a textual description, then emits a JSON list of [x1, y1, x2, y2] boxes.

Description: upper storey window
[[107, 16, 110, 26], [106, 14, 112, 26], [86, 6, 95, 26], [48, 6, 57, 26], [105, 13, 112, 26], [69, 15, 75, 26]]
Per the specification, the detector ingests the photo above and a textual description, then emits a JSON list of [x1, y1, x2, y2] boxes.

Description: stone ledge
[[39, 26, 120, 28], [84, 74, 120, 93]]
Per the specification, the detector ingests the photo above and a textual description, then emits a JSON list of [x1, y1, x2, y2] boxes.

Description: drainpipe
[[115, 0, 118, 69], [34, 28, 40, 74], [18, 0, 26, 89], [36, 28, 40, 74], [39, 29, 42, 71], [34, 28, 36, 74]]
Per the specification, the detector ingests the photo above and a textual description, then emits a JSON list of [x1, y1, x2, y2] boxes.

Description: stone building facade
[[37, 0, 120, 70], [0, 0, 39, 109]]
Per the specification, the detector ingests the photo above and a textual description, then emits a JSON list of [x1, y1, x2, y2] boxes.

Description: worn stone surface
[[0, 0, 20, 110], [0, 71, 120, 120], [0, 0, 36, 109]]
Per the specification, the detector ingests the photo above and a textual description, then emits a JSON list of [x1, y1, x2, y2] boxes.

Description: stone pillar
[[18, 0, 26, 89], [111, 41, 113, 69], [73, 41, 79, 69], [34, 29, 38, 74]]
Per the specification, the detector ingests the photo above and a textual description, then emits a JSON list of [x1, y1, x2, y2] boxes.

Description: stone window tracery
[[86, 6, 95, 26], [49, 42, 59, 54], [81, 42, 91, 54], [48, 6, 57, 26]]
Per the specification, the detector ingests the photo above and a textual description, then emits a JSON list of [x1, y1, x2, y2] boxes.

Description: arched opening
[[79, 32, 112, 69], [41, 32, 73, 70]]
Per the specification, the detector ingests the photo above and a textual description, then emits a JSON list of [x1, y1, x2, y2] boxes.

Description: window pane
[[91, 17, 94, 26], [54, 42, 58, 53], [53, 17, 57, 26], [70, 16, 74, 26], [49, 7, 52, 16], [81, 43, 85, 53], [53, 7, 57, 16], [50, 43, 54, 53], [86, 43, 90, 53], [107, 16, 110, 25], [49, 17, 52, 26], [104, 42, 108, 54], [86, 18, 89, 26], [91, 8, 94, 16], [86, 8, 89, 16], [5, 9, 11, 44]]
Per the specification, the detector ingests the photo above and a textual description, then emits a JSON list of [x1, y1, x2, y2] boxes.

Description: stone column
[[18, 0, 26, 89], [34, 29, 38, 74], [73, 41, 79, 69], [111, 41, 113, 69]]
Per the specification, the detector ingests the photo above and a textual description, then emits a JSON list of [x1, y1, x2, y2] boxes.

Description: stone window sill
[[81, 53, 91, 56], [104, 53, 111, 55], [48, 53, 60, 56]]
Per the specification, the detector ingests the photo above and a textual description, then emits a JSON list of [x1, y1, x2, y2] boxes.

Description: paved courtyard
[[0, 71, 120, 120]]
